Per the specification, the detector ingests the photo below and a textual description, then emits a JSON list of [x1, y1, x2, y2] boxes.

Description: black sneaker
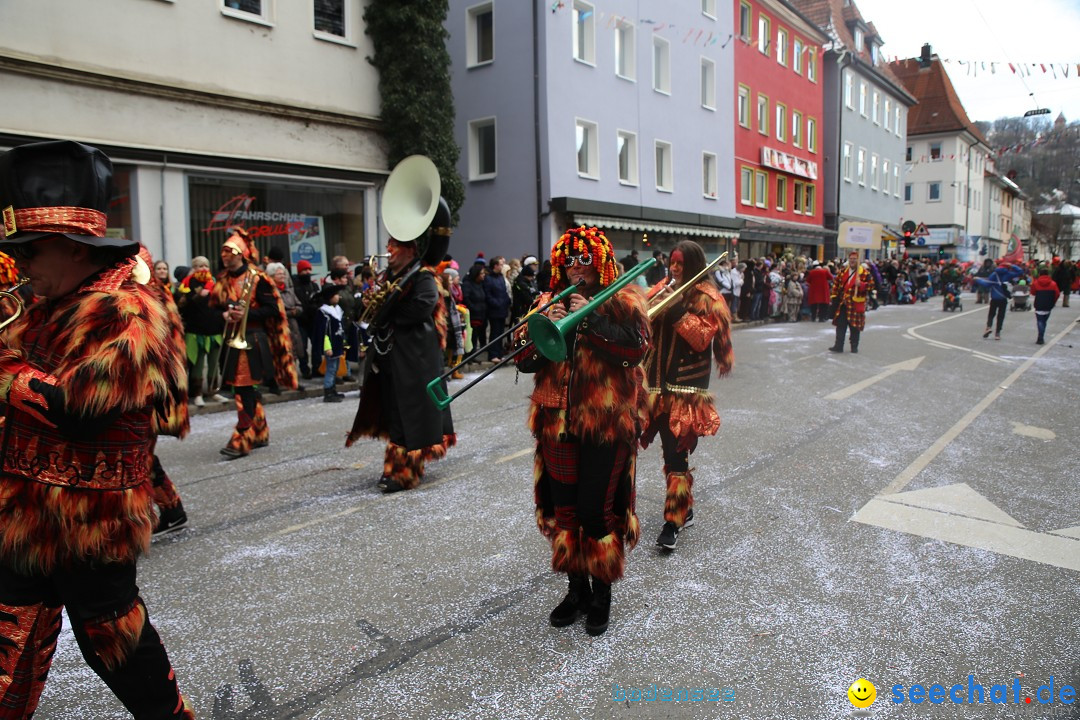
[[153, 505, 188, 537], [828, 346, 843, 353], [683, 508, 695, 528], [657, 521, 679, 550], [380, 478, 405, 494]]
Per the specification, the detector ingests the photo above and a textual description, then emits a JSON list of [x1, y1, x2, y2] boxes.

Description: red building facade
[[733, 0, 828, 256]]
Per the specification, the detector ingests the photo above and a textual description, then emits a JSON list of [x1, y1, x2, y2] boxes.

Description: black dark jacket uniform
[[349, 264, 453, 450]]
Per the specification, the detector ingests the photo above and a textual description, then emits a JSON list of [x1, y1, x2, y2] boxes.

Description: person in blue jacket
[[975, 263, 1024, 340]]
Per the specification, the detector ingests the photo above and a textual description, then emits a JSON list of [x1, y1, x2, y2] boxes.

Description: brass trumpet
[[0, 278, 30, 332], [224, 267, 258, 350]]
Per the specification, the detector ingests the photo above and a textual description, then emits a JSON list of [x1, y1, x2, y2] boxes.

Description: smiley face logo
[[847, 678, 876, 708]]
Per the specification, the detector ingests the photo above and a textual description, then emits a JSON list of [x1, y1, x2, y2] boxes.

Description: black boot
[[585, 577, 611, 636], [323, 387, 343, 403], [549, 574, 591, 627]]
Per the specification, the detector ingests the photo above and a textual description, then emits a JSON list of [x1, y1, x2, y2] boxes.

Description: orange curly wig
[[549, 225, 619, 291]]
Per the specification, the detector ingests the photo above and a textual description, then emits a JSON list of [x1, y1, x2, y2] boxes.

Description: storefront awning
[[737, 220, 835, 244], [573, 214, 740, 240]]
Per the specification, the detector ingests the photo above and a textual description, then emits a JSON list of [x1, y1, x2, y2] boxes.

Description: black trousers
[[987, 298, 1007, 334], [0, 561, 186, 718], [834, 306, 861, 349], [487, 317, 507, 360]]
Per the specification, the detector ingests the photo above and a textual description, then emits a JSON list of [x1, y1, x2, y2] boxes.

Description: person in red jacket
[[1031, 265, 1061, 345], [806, 261, 833, 322]]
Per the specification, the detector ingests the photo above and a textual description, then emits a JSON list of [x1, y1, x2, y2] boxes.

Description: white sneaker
[[193, 396, 205, 408], [212, 393, 231, 403]]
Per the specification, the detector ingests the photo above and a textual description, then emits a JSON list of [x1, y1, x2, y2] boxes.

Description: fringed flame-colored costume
[[514, 228, 649, 591], [211, 254, 297, 459], [349, 266, 455, 492], [0, 258, 194, 718], [641, 278, 733, 531]]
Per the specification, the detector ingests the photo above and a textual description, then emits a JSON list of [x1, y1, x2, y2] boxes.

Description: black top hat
[[0, 140, 135, 248], [319, 282, 344, 302]]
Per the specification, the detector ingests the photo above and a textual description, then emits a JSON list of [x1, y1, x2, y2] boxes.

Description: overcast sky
[[850, 0, 1079, 125]]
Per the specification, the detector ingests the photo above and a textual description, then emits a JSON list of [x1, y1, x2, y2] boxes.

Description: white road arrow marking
[[825, 356, 925, 401]]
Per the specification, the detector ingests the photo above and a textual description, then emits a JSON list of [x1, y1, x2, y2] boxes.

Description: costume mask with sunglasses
[[549, 225, 619, 292]]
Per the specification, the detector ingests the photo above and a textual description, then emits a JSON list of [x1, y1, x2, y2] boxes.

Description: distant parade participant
[[641, 240, 733, 550], [347, 200, 455, 494], [0, 140, 193, 717], [211, 227, 297, 459], [828, 251, 873, 353], [513, 226, 650, 636]]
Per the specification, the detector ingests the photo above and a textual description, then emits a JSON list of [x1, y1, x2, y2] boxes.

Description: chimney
[[919, 43, 932, 68]]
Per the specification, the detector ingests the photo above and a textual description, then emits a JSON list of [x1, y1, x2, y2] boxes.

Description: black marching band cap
[[0, 140, 135, 248]]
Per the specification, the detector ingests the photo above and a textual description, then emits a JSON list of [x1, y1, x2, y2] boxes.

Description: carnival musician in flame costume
[[347, 201, 455, 493], [641, 240, 733, 551], [0, 140, 194, 716], [211, 228, 298, 459], [512, 226, 650, 636]]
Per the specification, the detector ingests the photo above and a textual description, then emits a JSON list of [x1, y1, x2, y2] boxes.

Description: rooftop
[[888, 50, 989, 145]]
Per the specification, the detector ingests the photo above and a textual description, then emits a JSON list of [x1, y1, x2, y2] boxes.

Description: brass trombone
[[425, 257, 657, 409], [0, 278, 30, 332], [646, 252, 728, 319]]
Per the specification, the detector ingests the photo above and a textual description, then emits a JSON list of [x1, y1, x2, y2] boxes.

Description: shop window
[[188, 175, 366, 278], [106, 167, 134, 241]]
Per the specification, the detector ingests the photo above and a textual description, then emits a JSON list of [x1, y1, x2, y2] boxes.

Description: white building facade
[[0, 0, 386, 275]]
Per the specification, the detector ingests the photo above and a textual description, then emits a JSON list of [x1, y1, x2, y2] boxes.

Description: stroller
[[942, 282, 962, 312], [1010, 280, 1030, 311]]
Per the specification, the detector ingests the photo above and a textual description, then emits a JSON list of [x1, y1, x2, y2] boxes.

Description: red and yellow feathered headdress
[[549, 225, 619, 291]]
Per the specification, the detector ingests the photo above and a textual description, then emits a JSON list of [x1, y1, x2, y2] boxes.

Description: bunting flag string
[[888, 56, 1080, 79]]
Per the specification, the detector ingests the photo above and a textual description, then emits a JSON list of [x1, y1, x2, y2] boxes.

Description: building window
[[894, 166, 900, 197], [882, 159, 890, 195], [702, 152, 717, 198], [805, 184, 815, 215], [314, 0, 346, 38], [615, 18, 635, 80], [655, 141, 673, 192], [895, 107, 902, 136], [904, 183, 912, 203], [572, 1, 595, 64], [792, 110, 803, 147], [755, 170, 768, 208], [844, 72, 853, 109], [872, 91, 880, 125], [468, 117, 497, 179], [737, 84, 751, 128], [775, 102, 787, 142], [466, 3, 494, 67], [793, 180, 804, 214], [843, 142, 853, 182], [757, 93, 769, 136], [870, 153, 879, 190], [777, 28, 788, 66], [859, 82, 867, 117], [617, 130, 638, 185], [884, 99, 891, 131], [928, 181, 941, 201], [758, 14, 770, 55], [576, 119, 599, 178], [807, 49, 816, 82], [853, 27, 863, 50], [807, 117, 817, 152], [741, 167, 757, 205], [739, 1, 752, 40], [653, 36, 671, 94], [702, 0, 717, 18], [930, 142, 942, 161], [793, 38, 803, 74], [223, 0, 270, 23], [905, 146, 912, 162], [776, 176, 787, 211], [857, 147, 866, 186], [701, 57, 716, 109]]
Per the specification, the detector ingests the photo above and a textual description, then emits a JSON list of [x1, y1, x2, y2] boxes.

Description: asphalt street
[[36, 296, 1080, 720]]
